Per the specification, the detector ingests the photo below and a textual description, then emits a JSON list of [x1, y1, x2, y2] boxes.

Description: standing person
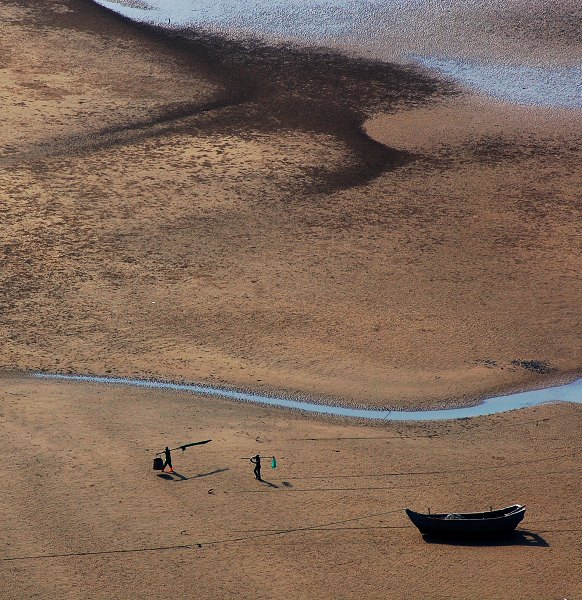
[[161, 446, 173, 473], [250, 454, 261, 481]]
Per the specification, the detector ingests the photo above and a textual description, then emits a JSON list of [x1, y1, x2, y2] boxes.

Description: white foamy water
[[94, 0, 582, 107]]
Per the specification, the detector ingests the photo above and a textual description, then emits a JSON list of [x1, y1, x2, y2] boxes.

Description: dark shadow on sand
[[422, 529, 549, 547], [260, 479, 279, 489], [158, 468, 229, 481], [190, 468, 229, 480], [71, 0, 459, 195]]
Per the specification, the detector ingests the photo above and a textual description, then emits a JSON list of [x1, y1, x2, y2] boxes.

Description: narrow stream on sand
[[34, 373, 582, 421]]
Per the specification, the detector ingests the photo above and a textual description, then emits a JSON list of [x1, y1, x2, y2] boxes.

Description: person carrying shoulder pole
[[250, 454, 261, 481], [161, 446, 173, 473]]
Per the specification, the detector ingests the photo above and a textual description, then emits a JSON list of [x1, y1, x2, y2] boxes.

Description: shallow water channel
[[34, 373, 582, 421]]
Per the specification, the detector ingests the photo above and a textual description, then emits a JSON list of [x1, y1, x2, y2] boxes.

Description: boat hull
[[405, 505, 526, 537]]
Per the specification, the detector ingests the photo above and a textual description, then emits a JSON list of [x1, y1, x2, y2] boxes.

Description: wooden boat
[[405, 504, 526, 536]]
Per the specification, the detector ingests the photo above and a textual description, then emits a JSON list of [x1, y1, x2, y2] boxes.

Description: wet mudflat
[[2, 0, 581, 408], [97, 0, 582, 106]]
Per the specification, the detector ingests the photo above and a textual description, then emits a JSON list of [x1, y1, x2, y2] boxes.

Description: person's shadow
[[157, 468, 229, 482], [189, 468, 229, 480], [422, 530, 549, 547], [157, 473, 174, 480], [259, 479, 279, 488]]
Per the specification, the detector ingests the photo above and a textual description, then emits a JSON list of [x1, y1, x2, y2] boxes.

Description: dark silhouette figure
[[250, 454, 261, 481], [162, 446, 173, 473]]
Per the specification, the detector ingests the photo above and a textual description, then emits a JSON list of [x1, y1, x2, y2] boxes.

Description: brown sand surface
[[1, 373, 581, 599], [2, 2, 581, 598], [1, 0, 581, 408]]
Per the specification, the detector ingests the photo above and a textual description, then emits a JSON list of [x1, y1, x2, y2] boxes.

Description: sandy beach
[[1, 0, 581, 597], [1, 372, 581, 599]]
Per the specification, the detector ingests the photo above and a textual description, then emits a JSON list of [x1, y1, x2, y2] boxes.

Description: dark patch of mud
[[511, 360, 557, 375], [16, 0, 459, 192]]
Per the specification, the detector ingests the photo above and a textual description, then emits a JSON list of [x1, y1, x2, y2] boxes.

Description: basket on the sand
[[153, 457, 164, 470]]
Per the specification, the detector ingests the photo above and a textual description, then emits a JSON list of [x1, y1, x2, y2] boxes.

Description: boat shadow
[[422, 529, 549, 547]]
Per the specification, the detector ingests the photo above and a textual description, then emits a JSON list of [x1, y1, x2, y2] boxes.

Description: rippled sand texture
[[1, 0, 581, 408]]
